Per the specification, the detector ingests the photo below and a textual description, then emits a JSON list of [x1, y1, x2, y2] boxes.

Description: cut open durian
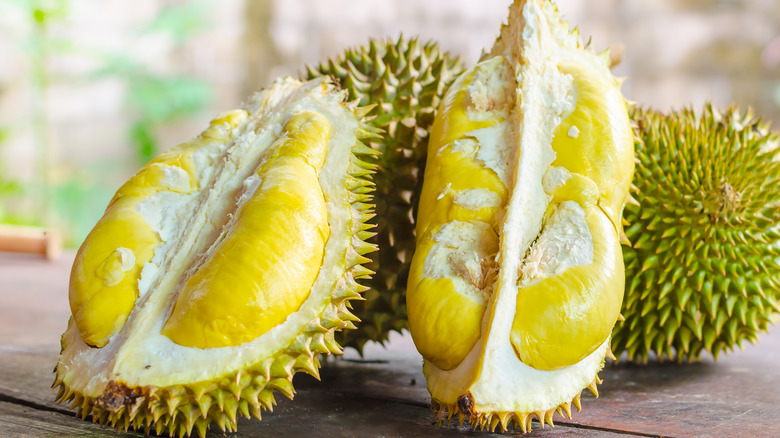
[[407, 0, 634, 432], [54, 77, 378, 437]]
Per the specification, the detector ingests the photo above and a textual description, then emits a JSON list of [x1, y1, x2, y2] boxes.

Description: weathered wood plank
[[0, 253, 72, 349], [0, 387, 637, 438], [575, 328, 780, 438], [9, 331, 778, 437], [2, 252, 780, 437], [0, 349, 62, 409], [0, 400, 143, 437], [228, 389, 638, 438], [305, 328, 780, 438], [0, 344, 643, 437]]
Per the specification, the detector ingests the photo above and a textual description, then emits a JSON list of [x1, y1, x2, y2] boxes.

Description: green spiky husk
[[52, 120, 381, 438], [611, 104, 780, 363], [431, 374, 602, 433], [306, 36, 464, 352]]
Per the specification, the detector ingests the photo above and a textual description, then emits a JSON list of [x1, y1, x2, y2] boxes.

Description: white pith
[[453, 188, 503, 211], [542, 166, 572, 193], [518, 200, 592, 286], [59, 78, 360, 397], [423, 0, 613, 414], [422, 221, 497, 305]]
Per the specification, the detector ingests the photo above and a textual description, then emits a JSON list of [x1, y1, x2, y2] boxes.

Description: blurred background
[[0, 0, 779, 249]]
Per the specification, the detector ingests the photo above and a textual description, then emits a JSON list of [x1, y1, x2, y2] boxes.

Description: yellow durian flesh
[[162, 111, 331, 348], [55, 78, 377, 437], [408, 221, 499, 371], [509, 58, 633, 371], [511, 202, 624, 370], [407, 57, 510, 371], [550, 60, 635, 229], [408, 0, 633, 431], [69, 111, 245, 348]]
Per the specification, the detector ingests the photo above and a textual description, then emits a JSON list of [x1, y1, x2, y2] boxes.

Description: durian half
[[54, 78, 378, 437], [406, 0, 634, 432]]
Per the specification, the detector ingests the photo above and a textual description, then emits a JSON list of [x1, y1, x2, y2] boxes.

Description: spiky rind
[[306, 36, 464, 352], [612, 104, 780, 363], [430, 374, 602, 434], [52, 115, 381, 437]]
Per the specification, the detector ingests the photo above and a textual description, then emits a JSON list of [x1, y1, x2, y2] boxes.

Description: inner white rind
[[542, 166, 572, 194], [453, 189, 503, 211], [60, 78, 360, 395], [423, 221, 497, 305], [519, 200, 592, 285], [471, 121, 513, 184], [423, 0, 609, 413]]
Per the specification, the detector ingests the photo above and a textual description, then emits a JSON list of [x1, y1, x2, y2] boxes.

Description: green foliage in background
[[51, 178, 115, 246], [93, 0, 213, 165], [0, 126, 21, 221], [128, 74, 212, 166], [0, 0, 214, 247], [94, 53, 213, 165], [144, 0, 212, 45]]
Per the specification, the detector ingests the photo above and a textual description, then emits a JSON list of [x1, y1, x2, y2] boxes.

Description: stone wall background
[[1, 0, 779, 244]]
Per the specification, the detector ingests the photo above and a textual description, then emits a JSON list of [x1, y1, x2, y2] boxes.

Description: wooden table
[[1, 252, 778, 437]]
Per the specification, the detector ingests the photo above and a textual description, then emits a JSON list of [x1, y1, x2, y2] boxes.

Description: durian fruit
[[612, 105, 780, 363], [306, 37, 464, 352], [53, 77, 379, 437], [406, 0, 634, 432]]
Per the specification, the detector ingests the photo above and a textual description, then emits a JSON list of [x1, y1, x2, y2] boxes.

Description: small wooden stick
[[0, 225, 62, 261]]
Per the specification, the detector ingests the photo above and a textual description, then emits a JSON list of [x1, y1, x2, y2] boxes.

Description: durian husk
[[431, 374, 603, 433], [305, 36, 464, 352], [612, 104, 780, 363], [53, 78, 381, 437]]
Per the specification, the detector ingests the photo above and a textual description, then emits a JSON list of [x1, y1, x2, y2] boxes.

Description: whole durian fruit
[[612, 105, 780, 363], [305, 37, 464, 352], [406, 0, 633, 432], [53, 77, 378, 437]]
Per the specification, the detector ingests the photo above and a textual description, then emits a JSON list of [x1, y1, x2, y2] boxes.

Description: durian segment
[[512, 202, 624, 370], [407, 221, 498, 371], [69, 111, 247, 348], [407, 58, 511, 371], [509, 52, 633, 369], [409, 0, 633, 432], [613, 105, 780, 362], [550, 60, 634, 229], [306, 37, 465, 352], [162, 111, 331, 348], [54, 77, 379, 437], [415, 57, 511, 231]]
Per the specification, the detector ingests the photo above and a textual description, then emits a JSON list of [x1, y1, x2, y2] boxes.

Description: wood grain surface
[[1, 252, 778, 437]]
